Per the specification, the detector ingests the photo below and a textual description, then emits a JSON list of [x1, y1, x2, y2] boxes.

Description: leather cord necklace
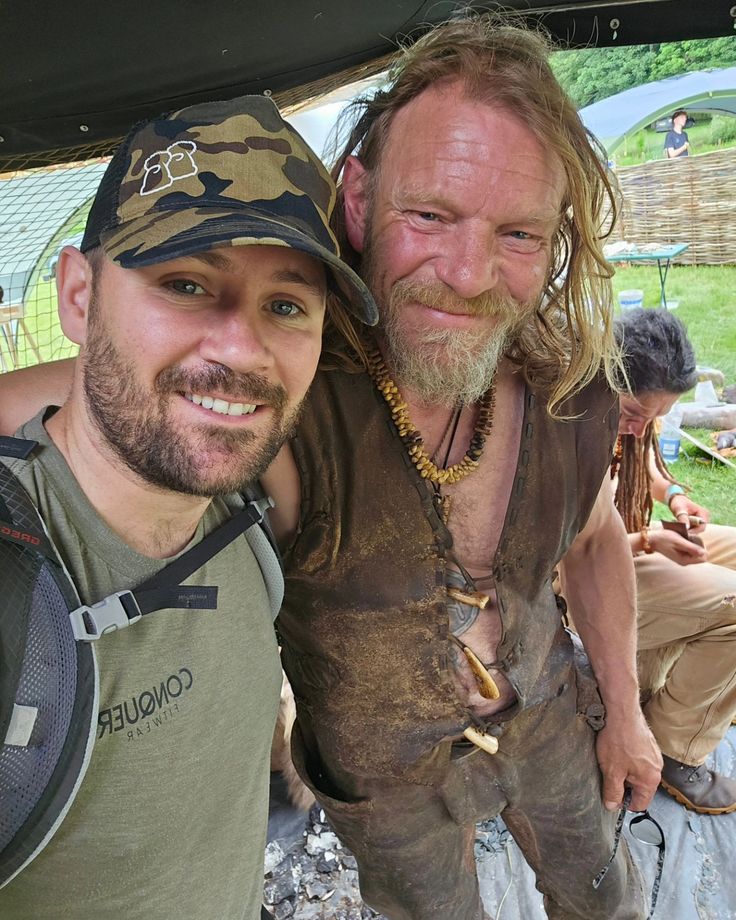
[[433, 405, 463, 470], [430, 406, 462, 525]]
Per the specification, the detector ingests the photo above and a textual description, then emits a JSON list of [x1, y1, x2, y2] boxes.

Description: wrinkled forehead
[[381, 85, 566, 195]]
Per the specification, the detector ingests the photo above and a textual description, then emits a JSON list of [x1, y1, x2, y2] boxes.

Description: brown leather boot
[[661, 754, 736, 815]]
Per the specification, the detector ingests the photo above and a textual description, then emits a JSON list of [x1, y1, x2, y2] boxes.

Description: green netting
[[0, 160, 111, 372]]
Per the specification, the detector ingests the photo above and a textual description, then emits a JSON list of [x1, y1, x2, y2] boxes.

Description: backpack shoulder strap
[[240, 483, 284, 620], [0, 435, 37, 461], [0, 440, 64, 565], [70, 494, 278, 640], [0, 437, 284, 638]]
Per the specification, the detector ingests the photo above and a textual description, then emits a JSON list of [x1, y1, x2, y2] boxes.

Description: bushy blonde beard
[[379, 278, 530, 406]]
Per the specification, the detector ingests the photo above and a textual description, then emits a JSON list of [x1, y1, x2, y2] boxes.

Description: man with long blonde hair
[[273, 15, 660, 919], [0, 14, 661, 919]]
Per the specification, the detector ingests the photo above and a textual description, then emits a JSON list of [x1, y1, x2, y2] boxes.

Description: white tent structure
[[580, 67, 736, 155], [0, 163, 107, 302]]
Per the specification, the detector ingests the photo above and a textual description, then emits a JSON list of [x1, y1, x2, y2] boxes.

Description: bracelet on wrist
[[665, 483, 685, 509], [640, 526, 654, 554]]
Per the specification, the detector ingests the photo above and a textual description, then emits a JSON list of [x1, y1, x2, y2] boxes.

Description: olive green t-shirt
[[0, 412, 281, 920]]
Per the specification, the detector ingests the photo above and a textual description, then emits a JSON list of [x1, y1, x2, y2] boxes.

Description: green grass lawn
[[612, 264, 736, 524]]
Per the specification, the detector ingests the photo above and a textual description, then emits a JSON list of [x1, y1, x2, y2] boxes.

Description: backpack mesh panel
[[0, 564, 78, 851], [0, 464, 99, 884], [1, 464, 49, 531], [0, 540, 40, 747]]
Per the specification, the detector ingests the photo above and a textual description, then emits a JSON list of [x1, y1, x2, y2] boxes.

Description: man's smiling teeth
[[185, 393, 257, 416]]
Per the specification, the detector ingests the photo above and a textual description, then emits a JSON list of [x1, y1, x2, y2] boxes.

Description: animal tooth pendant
[[446, 587, 490, 609], [450, 634, 501, 700], [462, 646, 501, 701], [463, 725, 499, 755]]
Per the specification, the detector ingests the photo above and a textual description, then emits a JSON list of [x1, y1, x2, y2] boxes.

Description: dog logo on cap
[[140, 141, 199, 196]]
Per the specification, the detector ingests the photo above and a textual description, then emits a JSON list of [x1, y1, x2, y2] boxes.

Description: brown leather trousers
[[291, 635, 645, 919]]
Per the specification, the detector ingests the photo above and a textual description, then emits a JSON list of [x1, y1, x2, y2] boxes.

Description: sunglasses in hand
[[592, 787, 665, 918]]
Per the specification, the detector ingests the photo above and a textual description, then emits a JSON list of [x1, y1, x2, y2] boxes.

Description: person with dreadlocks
[[613, 307, 736, 815]]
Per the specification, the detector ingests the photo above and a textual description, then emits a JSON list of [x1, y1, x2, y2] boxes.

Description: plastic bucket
[[618, 289, 644, 311], [659, 435, 681, 461]]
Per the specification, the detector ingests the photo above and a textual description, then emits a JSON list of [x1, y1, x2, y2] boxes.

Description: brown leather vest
[[279, 364, 617, 779]]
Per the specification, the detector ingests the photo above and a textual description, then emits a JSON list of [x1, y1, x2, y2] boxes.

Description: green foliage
[[551, 37, 736, 108], [710, 114, 736, 146]]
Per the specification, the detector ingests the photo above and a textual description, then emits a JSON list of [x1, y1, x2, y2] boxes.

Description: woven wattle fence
[[612, 148, 736, 266]]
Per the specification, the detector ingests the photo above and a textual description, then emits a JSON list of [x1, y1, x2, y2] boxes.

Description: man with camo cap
[[0, 94, 375, 920]]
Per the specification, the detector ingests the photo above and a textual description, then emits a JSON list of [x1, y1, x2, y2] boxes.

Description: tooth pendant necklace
[[365, 343, 503, 752]]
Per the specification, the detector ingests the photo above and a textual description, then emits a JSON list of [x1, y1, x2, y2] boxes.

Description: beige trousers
[[636, 523, 736, 765]]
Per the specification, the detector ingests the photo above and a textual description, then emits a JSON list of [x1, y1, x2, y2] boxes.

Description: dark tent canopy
[[2, 0, 736, 170]]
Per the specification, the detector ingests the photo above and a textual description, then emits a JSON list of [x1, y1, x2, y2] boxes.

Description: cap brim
[[99, 209, 378, 326]]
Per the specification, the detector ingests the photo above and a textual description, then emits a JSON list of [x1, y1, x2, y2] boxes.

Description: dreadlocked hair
[[614, 423, 679, 533], [612, 307, 697, 533]]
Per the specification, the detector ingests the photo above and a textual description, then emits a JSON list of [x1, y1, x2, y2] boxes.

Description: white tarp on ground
[[477, 724, 736, 919]]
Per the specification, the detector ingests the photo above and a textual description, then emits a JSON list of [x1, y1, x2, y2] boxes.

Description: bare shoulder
[[0, 359, 75, 435], [261, 441, 301, 548]]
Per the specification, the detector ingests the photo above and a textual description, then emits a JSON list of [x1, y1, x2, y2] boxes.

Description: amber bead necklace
[[363, 340, 497, 486]]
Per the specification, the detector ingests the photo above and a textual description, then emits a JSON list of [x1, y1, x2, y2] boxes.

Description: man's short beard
[[378, 276, 529, 406], [82, 304, 298, 497]]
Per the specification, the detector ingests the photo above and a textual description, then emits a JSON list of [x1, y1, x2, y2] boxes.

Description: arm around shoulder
[[0, 359, 76, 435], [261, 442, 302, 551]]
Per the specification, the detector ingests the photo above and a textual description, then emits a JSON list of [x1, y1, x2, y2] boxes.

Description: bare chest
[[443, 447, 519, 576], [439, 381, 525, 578], [407, 374, 526, 717]]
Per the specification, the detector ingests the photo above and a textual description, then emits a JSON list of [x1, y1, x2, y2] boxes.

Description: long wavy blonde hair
[[325, 13, 623, 413]]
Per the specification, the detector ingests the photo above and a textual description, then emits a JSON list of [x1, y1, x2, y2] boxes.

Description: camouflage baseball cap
[[80, 94, 377, 325]]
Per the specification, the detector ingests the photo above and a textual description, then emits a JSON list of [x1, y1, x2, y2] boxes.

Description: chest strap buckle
[[70, 591, 142, 641]]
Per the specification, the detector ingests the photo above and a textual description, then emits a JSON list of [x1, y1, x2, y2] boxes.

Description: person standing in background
[[664, 109, 690, 158]]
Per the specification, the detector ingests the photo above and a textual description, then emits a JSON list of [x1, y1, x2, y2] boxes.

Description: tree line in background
[[551, 37, 736, 108]]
